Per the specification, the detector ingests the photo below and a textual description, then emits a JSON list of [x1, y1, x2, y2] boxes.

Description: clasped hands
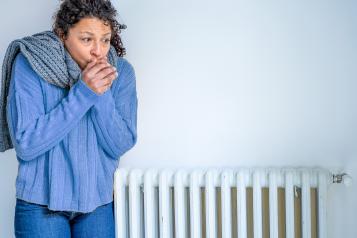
[[81, 56, 118, 95]]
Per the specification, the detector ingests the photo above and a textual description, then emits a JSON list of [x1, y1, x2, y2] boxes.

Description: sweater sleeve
[[90, 58, 138, 160], [6, 53, 101, 161]]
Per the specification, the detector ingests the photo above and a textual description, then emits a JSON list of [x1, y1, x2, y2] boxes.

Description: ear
[[56, 29, 66, 43], [59, 33, 66, 43]]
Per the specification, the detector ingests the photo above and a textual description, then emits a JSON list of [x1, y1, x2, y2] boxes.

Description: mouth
[[89, 57, 108, 63]]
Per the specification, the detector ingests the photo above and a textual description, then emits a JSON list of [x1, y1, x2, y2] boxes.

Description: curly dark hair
[[52, 0, 127, 57]]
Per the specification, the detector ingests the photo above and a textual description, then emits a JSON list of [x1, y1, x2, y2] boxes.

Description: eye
[[81, 38, 91, 42], [103, 39, 111, 44]]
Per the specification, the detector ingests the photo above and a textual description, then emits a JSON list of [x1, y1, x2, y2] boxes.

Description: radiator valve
[[332, 173, 353, 187]]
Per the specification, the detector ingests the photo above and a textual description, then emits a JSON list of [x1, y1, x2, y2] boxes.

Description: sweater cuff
[[76, 77, 101, 98]]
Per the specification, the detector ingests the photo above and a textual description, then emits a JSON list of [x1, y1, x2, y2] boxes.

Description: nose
[[90, 42, 103, 59]]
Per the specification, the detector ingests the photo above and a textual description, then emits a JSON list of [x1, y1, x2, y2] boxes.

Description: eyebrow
[[80, 31, 111, 36]]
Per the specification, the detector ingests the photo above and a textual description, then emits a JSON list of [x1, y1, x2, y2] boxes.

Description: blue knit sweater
[[6, 53, 137, 213]]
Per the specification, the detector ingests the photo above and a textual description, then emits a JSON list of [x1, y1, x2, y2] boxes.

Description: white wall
[[1, 0, 356, 237]]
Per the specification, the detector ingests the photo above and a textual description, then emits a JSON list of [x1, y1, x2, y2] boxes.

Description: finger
[[96, 65, 117, 79], [99, 55, 113, 65], [95, 78, 113, 90], [88, 61, 111, 76], [107, 81, 113, 91], [97, 77, 113, 93], [98, 57, 108, 64], [97, 84, 111, 95], [101, 70, 118, 83], [98, 57, 112, 68], [97, 55, 108, 62], [83, 58, 98, 72]]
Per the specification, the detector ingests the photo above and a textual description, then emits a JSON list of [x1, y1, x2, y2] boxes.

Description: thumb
[[85, 58, 97, 71]]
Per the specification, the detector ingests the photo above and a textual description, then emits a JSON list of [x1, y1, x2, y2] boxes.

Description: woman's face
[[60, 17, 112, 70]]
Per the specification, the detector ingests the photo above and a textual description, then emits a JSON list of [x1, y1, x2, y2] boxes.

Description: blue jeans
[[14, 198, 115, 238]]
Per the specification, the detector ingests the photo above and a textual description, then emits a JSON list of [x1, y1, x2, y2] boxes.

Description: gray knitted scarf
[[0, 30, 118, 152]]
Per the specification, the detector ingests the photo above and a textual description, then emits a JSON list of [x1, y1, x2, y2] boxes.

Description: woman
[[0, 0, 137, 237]]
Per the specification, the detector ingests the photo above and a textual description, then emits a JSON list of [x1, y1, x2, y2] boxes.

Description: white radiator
[[113, 168, 331, 238]]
